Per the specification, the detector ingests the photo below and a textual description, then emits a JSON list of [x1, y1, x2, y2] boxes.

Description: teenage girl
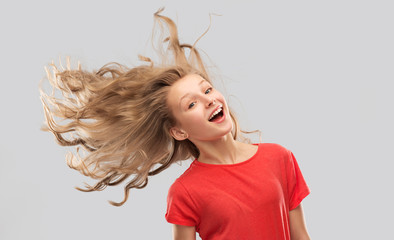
[[40, 8, 311, 240]]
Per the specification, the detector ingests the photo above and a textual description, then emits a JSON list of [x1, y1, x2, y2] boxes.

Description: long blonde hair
[[39, 8, 254, 206]]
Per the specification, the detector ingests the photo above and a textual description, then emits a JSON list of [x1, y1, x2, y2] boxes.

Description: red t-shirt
[[165, 143, 311, 240]]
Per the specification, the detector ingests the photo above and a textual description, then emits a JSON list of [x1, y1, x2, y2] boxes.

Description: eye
[[187, 88, 212, 109], [188, 102, 195, 109]]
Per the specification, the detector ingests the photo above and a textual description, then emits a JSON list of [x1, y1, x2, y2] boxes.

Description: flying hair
[[39, 8, 258, 206]]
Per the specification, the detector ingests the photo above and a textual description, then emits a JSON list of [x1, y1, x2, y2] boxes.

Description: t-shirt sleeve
[[165, 180, 199, 226], [284, 149, 311, 211]]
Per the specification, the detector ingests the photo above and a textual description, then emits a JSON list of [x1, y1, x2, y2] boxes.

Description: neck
[[191, 133, 252, 165]]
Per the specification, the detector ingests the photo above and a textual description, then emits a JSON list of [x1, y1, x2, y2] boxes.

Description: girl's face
[[167, 74, 233, 142]]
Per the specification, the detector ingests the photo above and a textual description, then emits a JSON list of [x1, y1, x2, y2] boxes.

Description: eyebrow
[[179, 79, 206, 104]]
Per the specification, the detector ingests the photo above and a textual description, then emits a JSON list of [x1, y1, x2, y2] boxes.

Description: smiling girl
[[40, 8, 311, 240]]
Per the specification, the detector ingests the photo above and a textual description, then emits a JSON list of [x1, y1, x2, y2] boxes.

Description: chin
[[214, 124, 234, 140]]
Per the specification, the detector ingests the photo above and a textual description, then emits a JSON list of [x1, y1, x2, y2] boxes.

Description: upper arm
[[289, 203, 311, 240], [172, 224, 196, 240]]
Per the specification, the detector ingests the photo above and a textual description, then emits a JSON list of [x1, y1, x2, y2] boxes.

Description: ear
[[169, 126, 188, 141]]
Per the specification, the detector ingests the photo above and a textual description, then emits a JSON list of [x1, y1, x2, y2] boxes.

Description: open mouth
[[209, 108, 224, 122]]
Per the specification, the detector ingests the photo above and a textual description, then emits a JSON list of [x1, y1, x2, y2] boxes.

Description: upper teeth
[[209, 105, 223, 120]]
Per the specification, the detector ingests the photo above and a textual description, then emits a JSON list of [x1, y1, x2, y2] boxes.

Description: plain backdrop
[[1, 0, 393, 239]]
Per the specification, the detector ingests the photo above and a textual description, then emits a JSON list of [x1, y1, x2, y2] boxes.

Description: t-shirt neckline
[[192, 143, 260, 167]]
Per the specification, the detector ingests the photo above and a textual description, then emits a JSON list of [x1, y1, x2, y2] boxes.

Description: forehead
[[175, 74, 206, 87], [167, 74, 207, 106], [171, 74, 206, 95]]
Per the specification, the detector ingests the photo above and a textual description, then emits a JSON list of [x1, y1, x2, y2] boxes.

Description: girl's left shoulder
[[259, 142, 291, 154]]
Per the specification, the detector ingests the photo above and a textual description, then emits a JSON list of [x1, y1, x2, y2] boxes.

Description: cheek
[[187, 111, 205, 124], [181, 110, 206, 129], [173, 111, 191, 128], [213, 91, 226, 103]]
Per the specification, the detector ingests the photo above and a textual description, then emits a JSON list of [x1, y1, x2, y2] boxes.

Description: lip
[[208, 104, 223, 121]]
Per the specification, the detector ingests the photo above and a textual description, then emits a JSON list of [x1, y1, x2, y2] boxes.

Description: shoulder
[[171, 159, 209, 187], [167, 178, 195, 206], [260, 142, 291, 155], [168, 178, 187, 196], [167, 162, 199, 194], [258, 142, 295, 166]]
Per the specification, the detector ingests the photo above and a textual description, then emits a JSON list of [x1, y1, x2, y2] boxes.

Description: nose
[[207, 98, 216, 107]]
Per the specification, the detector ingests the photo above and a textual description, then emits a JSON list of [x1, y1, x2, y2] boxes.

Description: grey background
[[1, 0, 393, 239]]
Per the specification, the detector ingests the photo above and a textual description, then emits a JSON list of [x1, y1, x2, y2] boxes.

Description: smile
[[208, 105, 224, 122]]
